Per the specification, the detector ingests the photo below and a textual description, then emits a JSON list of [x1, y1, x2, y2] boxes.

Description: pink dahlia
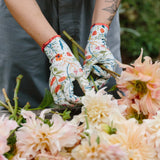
[[14, 109, 81, 159], [116, 49, 160, 116], [0, 115, 18, 155], [0, 155, 8, 160]]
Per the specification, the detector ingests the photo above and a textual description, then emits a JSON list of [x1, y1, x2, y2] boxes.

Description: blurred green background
[[120, 0, 160, 64]]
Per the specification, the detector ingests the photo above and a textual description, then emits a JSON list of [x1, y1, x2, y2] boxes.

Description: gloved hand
[[42, 35, 91, 106], [83, 23, 116, 88]]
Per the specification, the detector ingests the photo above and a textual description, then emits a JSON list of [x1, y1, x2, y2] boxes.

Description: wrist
[[41, 35, 61, 52], [90, 23, 109, 30], [89, 24, 109, 41]]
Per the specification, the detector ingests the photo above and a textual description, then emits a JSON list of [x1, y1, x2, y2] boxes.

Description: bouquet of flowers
[[1, 32, 160, 159]]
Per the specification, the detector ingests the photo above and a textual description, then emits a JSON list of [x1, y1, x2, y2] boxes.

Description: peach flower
[[116, 49, 160, 116], [35, 152, 71, 160], [143, 111, 160, 159], [14, 109, 81, 159], [0, 155, 8, 160], [0, 115, 18, 155], [104, 118, 156, 160], [81, 88, 126, 129], [71, 134, 128, 160]]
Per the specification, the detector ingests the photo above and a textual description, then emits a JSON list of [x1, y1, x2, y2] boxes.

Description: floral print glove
[[43, 35, 91, 106], [83, 24, 116, 87]]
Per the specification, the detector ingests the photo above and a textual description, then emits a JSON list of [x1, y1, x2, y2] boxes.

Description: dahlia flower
[[81, 88, 126, 129], [35, 152, 71, 160], [143, 111, 160, 159], [12, 154, 26, 160], [116, 49, 160, 116], [105, 118, 156, 160], [14, 109, 81, 159], [0, 115, 18, 155], [105, 107, 127, 130], [71, 135, 128, 160], [0, 155, 8, 160]]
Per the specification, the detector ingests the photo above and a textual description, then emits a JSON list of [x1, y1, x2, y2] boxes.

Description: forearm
[[92, 0, 121, 26], [4, 0, 57, 47]]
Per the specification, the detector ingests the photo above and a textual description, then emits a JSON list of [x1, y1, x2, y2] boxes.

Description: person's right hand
[[43, 35, 91, 106]]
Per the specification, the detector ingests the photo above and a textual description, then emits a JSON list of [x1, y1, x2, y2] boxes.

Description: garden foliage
[[120, 0, 160, 63]]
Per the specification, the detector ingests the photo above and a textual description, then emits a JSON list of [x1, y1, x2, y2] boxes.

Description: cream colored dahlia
[[14, 109, 81, 159], [105, 108, 127, 130], [35, 152, 71, 160], [71, 135, 128, 160], [0, 115, 18, 155], [104, 118, 156, 160], [116, 49, 160, 116], [12, 154, 26, 160], [81, 88, 126, 128]]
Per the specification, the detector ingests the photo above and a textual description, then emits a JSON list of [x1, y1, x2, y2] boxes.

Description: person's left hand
[[83, 24, 116, 88]]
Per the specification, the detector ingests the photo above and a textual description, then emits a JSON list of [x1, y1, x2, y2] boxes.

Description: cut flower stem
[[2, 88, 14, 114], [13, 74, 23, 120]]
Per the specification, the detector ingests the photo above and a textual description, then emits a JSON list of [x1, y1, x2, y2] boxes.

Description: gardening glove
[[83, 23, 116, 88], [42, 35, 91, 106]]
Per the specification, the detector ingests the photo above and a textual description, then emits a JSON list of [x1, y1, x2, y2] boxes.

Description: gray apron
[[0, 0, 121, 108]]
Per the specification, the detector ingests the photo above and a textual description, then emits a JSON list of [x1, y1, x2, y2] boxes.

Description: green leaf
[[61, 109, 71, 121], [44, 119, 53, 127], [49, 103, 64, 109], [4, 152, 14, 159], [4, 133, 17, 159], [121, 27, 141, 37], [7, 133, 17, 146], [37, 89, 54, 109]]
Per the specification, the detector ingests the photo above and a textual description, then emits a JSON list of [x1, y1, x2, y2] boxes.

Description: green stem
[[28, 107, 42, 111], [78, 52, 85, 60], [100, 65, 120, 77], [63, 30, 85, 53], [13, 74, 23, 118], [84, 108, 91, 145], [0, 100, 9, 110], [17, 116, 23, 125], [72, 43, 80, 61], [9, 129, 16, 137], [84, 108, 89, 130], [2, 88, 14, 114], [90, 76, 98, 92], [23, 102, 31, 110]]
